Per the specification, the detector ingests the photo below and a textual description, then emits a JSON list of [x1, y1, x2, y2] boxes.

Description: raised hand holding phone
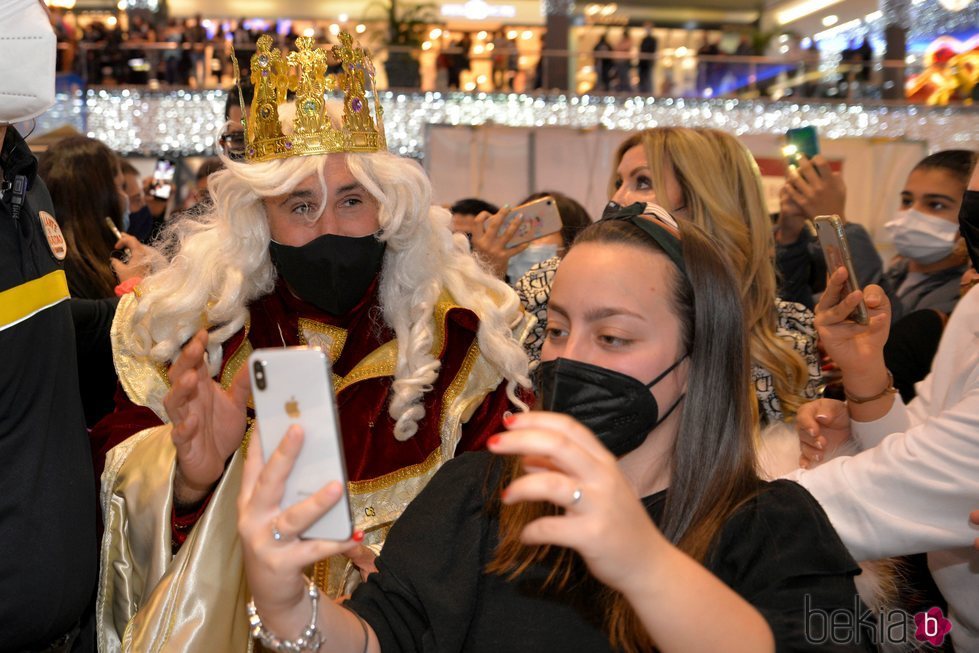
[[248, 347, 354, 542], [813, 267, 895, 421]]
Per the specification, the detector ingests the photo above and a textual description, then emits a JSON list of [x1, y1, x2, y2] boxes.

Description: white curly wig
[[133, 125, 531, 440]]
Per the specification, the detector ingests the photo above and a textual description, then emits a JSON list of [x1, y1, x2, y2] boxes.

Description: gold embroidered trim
[[334, 340, 399, 394], [439, 341, 482, 432], [347, 445, 442, 494], [220, 338, 253, 390], [240, 419, 256, 455], [298, 318, 348, 364]]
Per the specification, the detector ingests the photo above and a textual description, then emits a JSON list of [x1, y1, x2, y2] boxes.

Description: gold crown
[[231, 32, 386, 163]]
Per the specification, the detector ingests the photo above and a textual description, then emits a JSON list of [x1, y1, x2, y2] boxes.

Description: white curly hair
[[133, 142, 531, 440]]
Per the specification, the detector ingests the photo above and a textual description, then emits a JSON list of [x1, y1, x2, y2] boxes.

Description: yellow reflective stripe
[[0, 270, 71, 331]]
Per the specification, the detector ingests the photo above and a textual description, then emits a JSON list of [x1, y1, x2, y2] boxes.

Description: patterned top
[[514, 256, 821, 424]]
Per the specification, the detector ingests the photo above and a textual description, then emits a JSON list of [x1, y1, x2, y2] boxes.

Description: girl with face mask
[[882, 149, 977, 322], [238, 216, 873, 653]]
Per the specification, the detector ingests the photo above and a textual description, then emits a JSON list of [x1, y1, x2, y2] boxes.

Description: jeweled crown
[[231, 32, 386, 163]]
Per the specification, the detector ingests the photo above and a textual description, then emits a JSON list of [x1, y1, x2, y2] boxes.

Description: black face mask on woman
[[269, 233, 386, 316], [538, 355, 687, 457]]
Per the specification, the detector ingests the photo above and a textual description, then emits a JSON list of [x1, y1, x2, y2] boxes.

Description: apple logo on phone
[[285, 397, 301, 419]]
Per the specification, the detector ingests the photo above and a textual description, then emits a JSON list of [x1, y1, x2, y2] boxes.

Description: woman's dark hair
[[450, 197, 498, 217], [488, 218, 760, 653], [914, 150, 978, 184], [519, 190, 592, 249], [38, 136, 123, 299]]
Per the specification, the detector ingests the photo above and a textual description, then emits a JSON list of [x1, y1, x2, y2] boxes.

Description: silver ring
[[272, 519, 285, 543], [570, 487, 583, 506]]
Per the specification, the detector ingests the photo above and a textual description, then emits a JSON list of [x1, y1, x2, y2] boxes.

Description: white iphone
[[248, 347, 354, 541]]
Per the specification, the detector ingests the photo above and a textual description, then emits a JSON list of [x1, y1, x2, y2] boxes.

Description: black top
[[70, 296, 121, 427], [0, 127, 97, 650], [348, 451, 875, 653]]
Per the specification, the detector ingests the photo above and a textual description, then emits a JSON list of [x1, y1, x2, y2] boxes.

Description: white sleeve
[[849, 396, 912, 451], [786, 386, 979, 561]]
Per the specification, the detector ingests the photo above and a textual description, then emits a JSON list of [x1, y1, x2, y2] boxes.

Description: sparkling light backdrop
[[38, 88, 978, 159]]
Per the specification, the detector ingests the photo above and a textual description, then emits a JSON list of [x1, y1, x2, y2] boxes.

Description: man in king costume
[[92, 33, 532, 651]]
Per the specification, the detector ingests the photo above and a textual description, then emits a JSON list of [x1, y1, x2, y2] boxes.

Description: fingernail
[[502, 412, 516, 427], [812, 453, 822, 462], [816, 438, 824, 450], [500, 487, 510, 501], [487, 434, 502, 448], [352, 530, 364, 543]]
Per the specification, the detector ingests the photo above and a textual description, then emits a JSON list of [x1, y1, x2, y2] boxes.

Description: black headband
[[600, 201, 686, 275]]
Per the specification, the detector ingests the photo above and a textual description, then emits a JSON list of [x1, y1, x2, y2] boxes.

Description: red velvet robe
[[90, 279, 519, 542]]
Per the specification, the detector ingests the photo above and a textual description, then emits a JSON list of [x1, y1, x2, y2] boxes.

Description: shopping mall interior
[[3, 0, 979, 650], [32, 0, 977, 230]]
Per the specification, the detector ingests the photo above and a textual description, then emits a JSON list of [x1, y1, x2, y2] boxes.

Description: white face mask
[[0, 0, 57, 125], [884, 208, 959, 265], [507, 243, 559, 282]]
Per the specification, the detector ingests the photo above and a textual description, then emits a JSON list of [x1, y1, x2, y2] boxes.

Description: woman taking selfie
[[519, 127, 816, 424], [238, 216, 871, 652]]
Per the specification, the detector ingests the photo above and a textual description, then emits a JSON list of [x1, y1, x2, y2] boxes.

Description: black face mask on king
[[269, 232, 386, 316], [537, 356, 687, 457]]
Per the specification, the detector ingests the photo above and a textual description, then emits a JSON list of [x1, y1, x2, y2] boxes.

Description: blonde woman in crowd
[[518, 126, 817, 425]]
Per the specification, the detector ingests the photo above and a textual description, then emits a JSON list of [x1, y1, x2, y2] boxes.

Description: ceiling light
[[776, 0, 845, 26]]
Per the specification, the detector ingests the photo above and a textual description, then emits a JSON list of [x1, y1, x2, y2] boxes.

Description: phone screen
[[783, 126, 820, 168], [148, 159, 175, 200]]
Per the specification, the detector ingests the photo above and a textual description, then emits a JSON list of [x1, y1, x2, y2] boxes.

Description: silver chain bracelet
[[247, 577, 325, 652]]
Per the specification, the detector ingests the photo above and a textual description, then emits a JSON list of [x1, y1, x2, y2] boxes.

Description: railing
[[57, 40, 946, 104]]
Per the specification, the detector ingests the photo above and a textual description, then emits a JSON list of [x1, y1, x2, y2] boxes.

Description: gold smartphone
[[813, 215, 869, 325], [497, 196, 563, 249], [104, 216, 123, 240]]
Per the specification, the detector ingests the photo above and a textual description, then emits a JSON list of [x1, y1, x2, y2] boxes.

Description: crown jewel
[[232, 32, 386, 163]]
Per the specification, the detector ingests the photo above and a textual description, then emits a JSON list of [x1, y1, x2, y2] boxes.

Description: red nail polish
[[487, 434, 502, 448], [352, 530, 364, 543], [502, 412, 515, 427], [500, 487, 509, 501]]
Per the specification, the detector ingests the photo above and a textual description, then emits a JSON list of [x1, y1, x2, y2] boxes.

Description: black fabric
[[0, 127, 97, 651], [883, 309, 945, 403], [958, 190, 979, 271], [70, 297, 121, 427], [347, 451, 875, 653]]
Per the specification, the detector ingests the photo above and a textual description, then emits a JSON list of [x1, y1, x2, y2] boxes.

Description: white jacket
[[788, 286, 979, 651]]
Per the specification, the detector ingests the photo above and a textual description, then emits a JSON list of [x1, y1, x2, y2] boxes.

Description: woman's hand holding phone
[[470, 206, 530, 278], [110, 233, 153, 282], [238, 425, 363, 636], [784, 155, 847, 221], [814, 268, 894, 418], [163, 330, 252, 506]]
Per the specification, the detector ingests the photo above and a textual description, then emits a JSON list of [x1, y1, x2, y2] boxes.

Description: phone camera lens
[[253, 361, 266, 391]]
